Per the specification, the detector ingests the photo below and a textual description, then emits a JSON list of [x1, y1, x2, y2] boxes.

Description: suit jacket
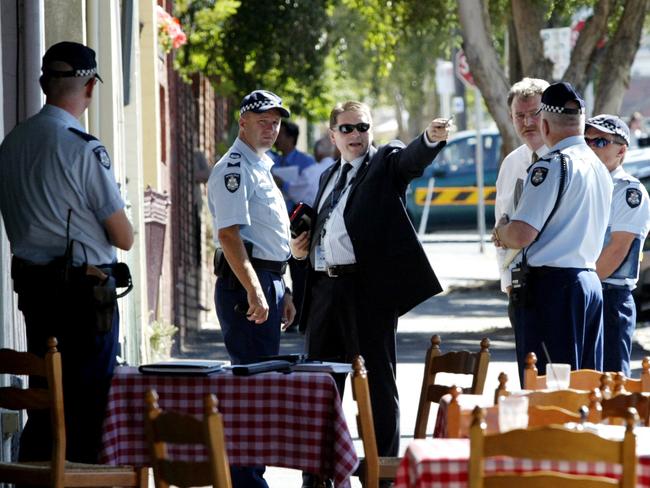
[[303, 135, 445, 319]]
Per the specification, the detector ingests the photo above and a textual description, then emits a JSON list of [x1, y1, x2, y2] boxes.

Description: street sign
[[455, 50, 475, 88]]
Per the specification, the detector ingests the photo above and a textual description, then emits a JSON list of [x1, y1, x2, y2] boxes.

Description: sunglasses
[[584, 136, 622, 148], [336, 123, 370, 134]]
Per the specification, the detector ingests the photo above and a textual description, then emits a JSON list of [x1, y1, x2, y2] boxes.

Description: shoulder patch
[[93, 146, 111, 169], [530, 167, 548, 186], [626, 188, 642, 208], [229, 152, 241, 159], [227, 161, 241, 167], [68, 127, 98, 142], [225, 173, 241, 193]]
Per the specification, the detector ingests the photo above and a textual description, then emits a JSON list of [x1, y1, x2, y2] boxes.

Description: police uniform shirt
[[602, 165, 650, 288], [207, 137, 291, 261], [511, 135, 612, 268], [0, 104, 125, 266], [495, 143, 549, 291]]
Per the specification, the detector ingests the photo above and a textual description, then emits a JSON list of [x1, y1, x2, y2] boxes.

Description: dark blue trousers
[[602, 285, 636, 377], [514, 267, 603, 383], [16, 286, 119, 464], [215, 269, 285, 488]]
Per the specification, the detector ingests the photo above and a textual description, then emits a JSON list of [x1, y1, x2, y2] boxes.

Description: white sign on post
[[540, 27, 572, 80]]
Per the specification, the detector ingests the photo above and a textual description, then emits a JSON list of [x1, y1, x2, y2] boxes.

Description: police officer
[[0, 42, 133, 463], [207, 89, 294, 488], [586, 115, 650, 376], [493, 82, 612, 381]]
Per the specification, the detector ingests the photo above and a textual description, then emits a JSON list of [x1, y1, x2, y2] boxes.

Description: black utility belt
[[602, 282, 631, 291], [250, 257, 287, 275], [214, 243, 287, 277], [528, 265, 592, 276]]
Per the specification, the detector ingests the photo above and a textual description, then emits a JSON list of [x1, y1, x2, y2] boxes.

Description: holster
[[213, 242, 253, 290]]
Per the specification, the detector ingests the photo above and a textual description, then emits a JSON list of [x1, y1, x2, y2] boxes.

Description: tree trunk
[[511, 0, 553, 80], [457, 0, 518, 156], [563, 0, 614, 93], [594, 0, 649, 114]]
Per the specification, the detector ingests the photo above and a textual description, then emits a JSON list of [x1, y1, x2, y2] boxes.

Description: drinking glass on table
[[546, 363, 571, 390], [498, 395, 529, 432]]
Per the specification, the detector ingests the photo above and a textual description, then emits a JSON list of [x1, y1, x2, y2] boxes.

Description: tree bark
[[563, 0, 614, 93], [511, 0, 553, 80], [457, 0, 518, 156], [594, 0, 649, 114]]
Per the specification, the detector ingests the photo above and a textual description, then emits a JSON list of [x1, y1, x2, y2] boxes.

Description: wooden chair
[[524, 352, 650, 393], [468, 405, 638, 488], [0, 337, 146, 488], [592, 390, 650, 426], [144, 389, 232, 488], [351, 356, 400, 488], [447, 385, 584, 438], [414, 335, 490, 438]]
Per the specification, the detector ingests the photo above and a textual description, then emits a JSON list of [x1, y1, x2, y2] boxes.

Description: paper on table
[[291, 361, 352, 374], [272, 165, 300, 184], [503, 248, 522, 269]]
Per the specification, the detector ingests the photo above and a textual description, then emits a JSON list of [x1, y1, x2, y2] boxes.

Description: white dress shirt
[[494, 143, 548, 292]]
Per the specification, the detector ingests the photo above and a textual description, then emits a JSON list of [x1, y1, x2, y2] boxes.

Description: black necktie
[[310, 163, 353, 263]]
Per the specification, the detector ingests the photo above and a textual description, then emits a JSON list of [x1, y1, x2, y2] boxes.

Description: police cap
[[240, 90, 290, 118], [42, 41, 103, 83], [585, 114, 630, 146], [537, 82, 585, 115]]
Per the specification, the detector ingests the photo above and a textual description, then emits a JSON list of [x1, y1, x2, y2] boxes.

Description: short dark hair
[[281, 121, 299, 145]]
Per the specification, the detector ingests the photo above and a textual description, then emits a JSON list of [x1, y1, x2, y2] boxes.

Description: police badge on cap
[[537, 82, 585, 115], [586, 114, 631, 146], [239, 90, 290, 118]]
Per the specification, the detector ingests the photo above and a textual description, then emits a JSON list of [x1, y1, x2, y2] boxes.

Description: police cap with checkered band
[[536, 82, 585, 115], [585, 114, 630, 146], [239, 90, 290, 118], [42, 41, 103, 83]]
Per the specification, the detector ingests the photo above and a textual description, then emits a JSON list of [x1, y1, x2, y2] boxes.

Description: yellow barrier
[[414, 186, 497, 206]]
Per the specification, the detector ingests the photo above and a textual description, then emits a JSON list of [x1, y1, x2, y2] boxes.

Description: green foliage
[[175, 0, 333, 120]]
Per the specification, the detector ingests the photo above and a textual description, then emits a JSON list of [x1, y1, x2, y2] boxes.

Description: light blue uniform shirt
[[208, 137, 291, 261], [602, 165, 650, 288], [512, 135, 612, 269], [0, 105, 124, 266]]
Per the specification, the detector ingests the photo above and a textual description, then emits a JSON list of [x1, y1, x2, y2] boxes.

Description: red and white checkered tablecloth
[[100, 367, 358, 487], [395, 437, 650, 488]]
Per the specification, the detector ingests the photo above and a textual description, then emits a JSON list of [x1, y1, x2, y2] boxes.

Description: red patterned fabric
[[395, 437, 650, 488], [100, 367, 358, 487]]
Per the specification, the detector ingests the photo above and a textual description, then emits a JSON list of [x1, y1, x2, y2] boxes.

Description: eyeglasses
[[584, 136, 623, 148], [336, 123, 370, 134]]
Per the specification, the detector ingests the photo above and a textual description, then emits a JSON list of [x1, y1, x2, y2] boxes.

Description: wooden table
[[396, 426, 650, 488], [100, 367, 358, 487]]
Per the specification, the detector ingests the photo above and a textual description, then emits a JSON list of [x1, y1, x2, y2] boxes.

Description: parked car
[[406, 129, 501, 230]]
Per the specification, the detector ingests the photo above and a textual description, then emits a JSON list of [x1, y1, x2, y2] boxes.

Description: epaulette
[[539, 149, 561, 162], [68, 127, 98, 142], [225, 151, 243, 167]]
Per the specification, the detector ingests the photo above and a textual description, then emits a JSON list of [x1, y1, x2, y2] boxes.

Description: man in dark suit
[[291, 101, 449, 470]]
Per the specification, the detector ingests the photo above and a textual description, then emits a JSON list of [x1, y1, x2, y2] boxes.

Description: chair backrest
[[144, 389, 232, 488], [524, 352, 650, 394], [468, 406, 637, 488], [447, 386, 583, 438], [0, 337, 65, 486], [351, 356, 380, 488], [597, 391, 650, 426], [414, 335, 490, 438]]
